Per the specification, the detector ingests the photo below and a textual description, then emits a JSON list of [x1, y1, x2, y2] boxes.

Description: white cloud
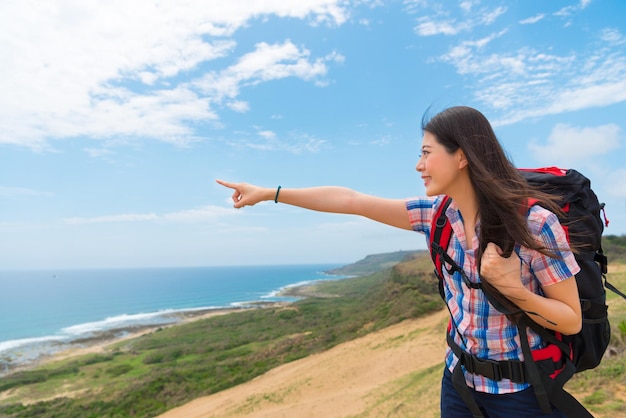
[[83, 148, 114, 158], [490, 52, 626, 125], [64, 213, 160, 225], [227, 100, 250, 113], [554, 0, 592, 17], [370, 135, 391, 146], [0, 186, 54, 199], [194, 41, 332, 102], [412, 4, 506, 36], [226, 129, 326, 154], [529, 123, 622, 166], [413, 1, 626, 126], [286, 133, 327, 153], [258, 130, 277, 140], [0, 0, 350, 149], [415, 18, 462, 36], [479, 6, 507, 25], [605, 168, 626, 198], [519, 14, 545, 25], [600, 28, 626, 45], [440, 30, 512, 75], [63, 204, 236, 225], [459, 1, 477, 13], [544, 80, 626, 114], [437, 21, 626, 126], [162, 205, 238, 222]]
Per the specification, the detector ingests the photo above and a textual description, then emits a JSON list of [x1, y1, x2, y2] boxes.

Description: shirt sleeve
[[527, 206, 581, 287], [405, 196, 438, 234]]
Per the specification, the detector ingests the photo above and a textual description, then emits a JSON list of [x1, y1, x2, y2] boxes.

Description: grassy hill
[[605, 234, 626, 264], [325, 250, 424, 277], [1, 238, 625, 417]]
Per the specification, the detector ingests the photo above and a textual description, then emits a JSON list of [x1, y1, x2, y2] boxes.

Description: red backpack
[[429, 167, 625, 418]]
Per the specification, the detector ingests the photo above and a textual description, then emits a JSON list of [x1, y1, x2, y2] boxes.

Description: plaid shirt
[[405, 196, 580, 394]]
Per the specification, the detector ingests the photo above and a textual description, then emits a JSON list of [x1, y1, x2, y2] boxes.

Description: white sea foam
[[0, 335, 65, 353], [60, 311, 177, 336], [60, 306, 230, 336], [0, 306, 224, 370], [261, 279, 320, 299]]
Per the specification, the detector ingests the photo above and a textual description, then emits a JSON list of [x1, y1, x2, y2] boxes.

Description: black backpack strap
[[541, 369, 592, 418], [605, 279, 626, 300], [429, 196, 482, 293], [451, 358, 485, 418], [447, 318, 593, 417], [446, 331, 486, 418], [594, 248, 626, 299], [446, 328, 566, 385], [516, 319, 553, 414], [591, 247, 626, 300], [521, 318, 593, 417]]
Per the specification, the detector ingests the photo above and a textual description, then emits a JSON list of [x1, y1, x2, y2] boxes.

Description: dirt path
[[158, 309, 449, 418]]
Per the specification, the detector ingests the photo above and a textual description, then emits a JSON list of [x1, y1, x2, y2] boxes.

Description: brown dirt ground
[[157, 309, 450, 418]]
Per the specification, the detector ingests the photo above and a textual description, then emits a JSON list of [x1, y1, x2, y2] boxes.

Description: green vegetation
[[568, 250, 626, 416], [1, 237, 625, 418], [0, 252, 443, 418], [605, 234, 626, 264], [325, 250, 423, 277]]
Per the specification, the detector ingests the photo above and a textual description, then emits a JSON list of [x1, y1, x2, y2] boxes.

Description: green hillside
[[325, 250, 423, 276], [605, 234, 626, 264]]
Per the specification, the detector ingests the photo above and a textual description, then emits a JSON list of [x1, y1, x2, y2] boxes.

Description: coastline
[[1, 303, 289, 378], [277, 281, 330, 298], [47, 307, 240, 358], [0, 264, 342, 374], [0, 263, 348, 379]]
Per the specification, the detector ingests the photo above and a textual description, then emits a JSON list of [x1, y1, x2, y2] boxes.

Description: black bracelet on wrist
[[274, 185, 282, 203]]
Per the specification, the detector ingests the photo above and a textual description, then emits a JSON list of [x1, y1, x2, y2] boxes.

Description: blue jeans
[[440, 369, 566, 418]]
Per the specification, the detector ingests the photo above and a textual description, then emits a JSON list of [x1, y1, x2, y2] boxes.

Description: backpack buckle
[[462, 353, 502, 381]]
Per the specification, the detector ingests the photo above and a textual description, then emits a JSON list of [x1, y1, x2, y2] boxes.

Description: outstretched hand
[[216, 179, 272, 209], [480, 242, 526, 299]]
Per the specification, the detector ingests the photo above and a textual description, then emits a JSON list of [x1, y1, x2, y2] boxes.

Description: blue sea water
[[0, 264, 343, 373]]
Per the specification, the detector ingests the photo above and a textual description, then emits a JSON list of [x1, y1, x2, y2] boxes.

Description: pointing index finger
[[216, 179, 235, 189]]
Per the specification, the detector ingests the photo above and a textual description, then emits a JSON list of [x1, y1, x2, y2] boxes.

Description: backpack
[[429, 167, 626, 418]]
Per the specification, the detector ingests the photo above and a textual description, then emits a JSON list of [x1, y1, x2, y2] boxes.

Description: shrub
[[82, 354, 114, 365], [0, 371, 48, 391], [105, 364, 133, 377]]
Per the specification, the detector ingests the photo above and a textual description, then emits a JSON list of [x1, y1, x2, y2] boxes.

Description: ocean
[[0, 264, 344, 374]]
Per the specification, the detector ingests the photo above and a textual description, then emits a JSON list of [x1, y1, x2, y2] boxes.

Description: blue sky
[[1, 0, 625, 269]]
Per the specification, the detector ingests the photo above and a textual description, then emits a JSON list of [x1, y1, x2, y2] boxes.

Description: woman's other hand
[[480, 242, 526, 299]]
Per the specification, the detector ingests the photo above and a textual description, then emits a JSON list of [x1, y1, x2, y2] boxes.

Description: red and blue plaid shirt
[[405, 196, 580, 394]]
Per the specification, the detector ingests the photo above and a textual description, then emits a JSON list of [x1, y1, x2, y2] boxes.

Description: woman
[[216, 106, 582, 417]]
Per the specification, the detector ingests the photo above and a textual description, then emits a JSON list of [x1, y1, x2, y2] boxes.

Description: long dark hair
[[422, 106, 564, 316]]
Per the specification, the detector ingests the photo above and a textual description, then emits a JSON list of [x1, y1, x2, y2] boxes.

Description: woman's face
[[416, 132, 466, 196]]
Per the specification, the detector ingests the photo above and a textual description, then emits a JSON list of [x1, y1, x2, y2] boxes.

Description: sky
[[1, 0, 625, 270]]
